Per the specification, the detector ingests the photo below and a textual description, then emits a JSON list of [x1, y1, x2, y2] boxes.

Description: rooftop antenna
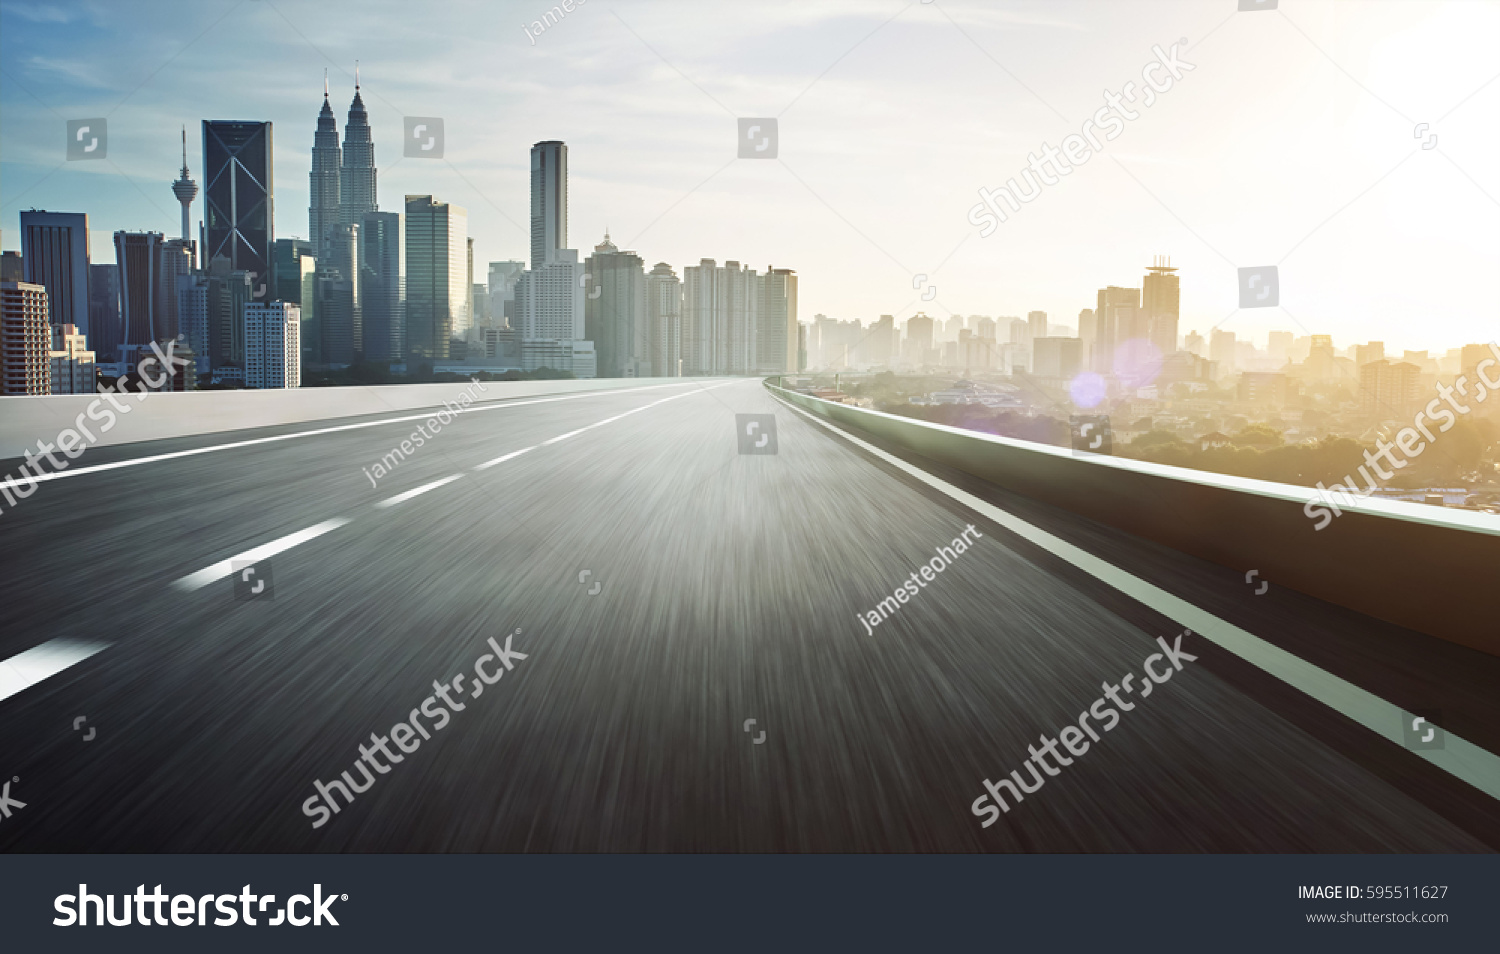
[[323, 68, 329, 100], [355, 61, 360, 90]]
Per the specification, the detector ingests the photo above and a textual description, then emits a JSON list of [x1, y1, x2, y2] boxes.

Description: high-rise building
[[1359, 360, 1420, 421], [905, 312, 935, 365], [488, 261, 525, 328], [530, 141, 567, 268], [360, 210, 404, 362], [1077, 308, 1096, 369], [465, 237, 475, 335], [1210, 329, 1236, 378], [1027, 310, 1048, 344], [646, 262, 682, 377], [757, 267, 798, 373], [1267, 330, 1294, 365], [160, 239, 194, 341], [171, 127, 198, 251], [1094, 286, 1140, 374], [19, 211, 90, 336], [177, 273, 211, 375], [245, 301, 301, 388], [515, 253, 585, 341], [682, 259, 759, 375], [203, 120, 274, 292], [1008, 317, 1030, 350], [205, 255, 254, 371], [1184, 329, 1204, 357], [48, 323, 95, 394], [88, 264, 121, 360], [975, 316, 997, 340], [404, 195, 469, 359], [271, 238, 318, 365], [319, 223, 361, 365], [114, 231, 166, 347], [1, 282, 52, 394], [1141, 257, 1179, 356], [0, 252, 21, 283], [339, 69, 377, 227], [310, 78, 341, 255], [584, 232, 648, 377]]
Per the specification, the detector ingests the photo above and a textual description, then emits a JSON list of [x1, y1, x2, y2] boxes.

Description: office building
[[646, 262, 682, 377], [177, 273, 211, 375], [205, 255, 255, 370], [1094, 286, 1140, 374], [1238, 371, 1293, 406], [49, 323, 96, 394], [1027, 310, 1048, 344], [317, 222, 361, 366], [310, 79, 341, 255], [88, 264, 122, 360], [160, 239, 195, 341], [245, 301, 301, 388], [1, 282, 52, 394], [404, 195, 469, 359], [340, 70, 377, 227], [488, 261, 524, 328], [1141, 257, 1179, 357], [0, 252, 21, 283], [530, 141, 567, 268], [757, 267, 798, 373], [1210, 329, 1236, 378], [114, 231, 165, 347], [19, 210, 90, 336], [905, 312, 935, 365], [584, 232, 648, 377], [515, 252, 585, 340], [361, 211, 403, 362], [203, 120, 274, 290], [682, 259, 758, 375]]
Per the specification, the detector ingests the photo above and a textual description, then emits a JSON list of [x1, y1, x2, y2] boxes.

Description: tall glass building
[[360, 211, 403, 362], [404, 196, 467, 360], [203, 120, 274, 293]]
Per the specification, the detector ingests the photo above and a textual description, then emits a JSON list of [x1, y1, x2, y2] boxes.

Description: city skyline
[[2, 1, 1497, 354]]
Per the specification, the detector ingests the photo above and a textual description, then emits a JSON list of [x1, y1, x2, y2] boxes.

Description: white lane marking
[[542, 428, 586, 445], [375, 475, 462, 508], [0, 380, 722, 492], [474, 446, 536, 470], [0, 639, 111, 703], [774, 393, 1500, 802], [171, 519, 351, 592]]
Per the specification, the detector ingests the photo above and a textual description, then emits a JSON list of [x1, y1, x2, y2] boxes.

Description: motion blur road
[[1, 377, 1496, 851]]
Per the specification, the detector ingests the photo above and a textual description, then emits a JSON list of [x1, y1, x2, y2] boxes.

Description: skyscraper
[[1027, 310, 1048, 344], [756, 268, 798, 374], [114, 231, 165, 347], [1094, 286, 1141, 374], [1210, 329, 1236, 378], [530, 141, 567, 268], [488, 261, 524, 328], [203, 120, 274, 292], [310, 78, 341, 256], [360, 211, 403, 362], [584, 232, 648, 377], [645, 262, 681, 376], [19, 210, 90, 337], [160, 239, 194, 341], [319, 223, 361, 366], [905, 312, 934, 365], [682, 259, 759, 375], [1, 282, 52, 395], [48, 323, 95, 394], [339, 67, 377, 227], [171, 127, 198, 250], [88, 264, 121, 360], [1142, 257, 1180, 357], [404, 195, 468, 359]]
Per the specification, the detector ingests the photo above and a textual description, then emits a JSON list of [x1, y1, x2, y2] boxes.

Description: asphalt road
[[1, 377, 1496, 851]]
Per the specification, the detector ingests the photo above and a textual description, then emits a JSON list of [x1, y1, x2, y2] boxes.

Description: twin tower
[[310, 69, 377, 256]]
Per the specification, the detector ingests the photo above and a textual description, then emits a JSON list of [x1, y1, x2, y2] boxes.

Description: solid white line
[[0, 639, 111, 703], [774, 393, 1500, 802], [474, 446, 537, 470], [374, 475, 463, 508], [171, 519, 351, 592], [0, 380, 720, 492]]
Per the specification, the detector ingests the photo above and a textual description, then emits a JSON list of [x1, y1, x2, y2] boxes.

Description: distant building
[[1027, 310, 1048, 344], [1210, 329, 1236, 377], [682, 259, 757, 375], [1359, 360, 1420, 421], [757, 268, 798, 374], [1, 282, 52, 394], [310, 79, 342, 256], [1238, 371, 1293, 407], [114, 231, 166, 347], [404, 194, 468, 359], [88, 263, 122, 360], [488, 261, 524, 328], [645, 262, 682, 377], [530, 141, 568, 269], [1141, 257, 1179, 357], [1094, 286, 1140, 374], [1033, 336, 1082, 379], [1354, 341, 1385, 368], [583, 232, 648, 377], [19, 210, 91, 336], [0, 251, 21, 282], [245, 301, 301, 388], [48, 323, 95, 394], [361, 210, 404, 362], [339, 72, 377, 227]]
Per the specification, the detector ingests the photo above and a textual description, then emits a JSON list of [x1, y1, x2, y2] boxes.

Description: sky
[[2, 0, 1497, 353]]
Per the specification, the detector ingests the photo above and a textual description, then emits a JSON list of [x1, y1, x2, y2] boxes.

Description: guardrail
[[0, 378, 711, 460], [769, 383, 1500, 656]]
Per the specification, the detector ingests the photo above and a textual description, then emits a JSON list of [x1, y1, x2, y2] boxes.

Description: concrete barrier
[[0, 378, 716, 460], [770, 384, 1500, 656]]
